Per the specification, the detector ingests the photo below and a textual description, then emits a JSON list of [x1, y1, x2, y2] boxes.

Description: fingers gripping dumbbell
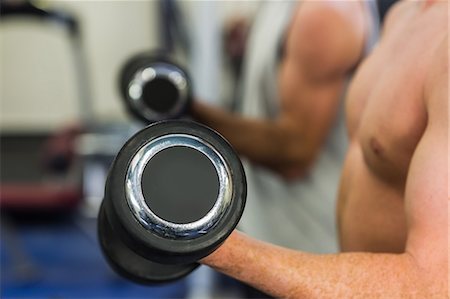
[[98, 120, 246, 284], [119, 53, 192, 123]]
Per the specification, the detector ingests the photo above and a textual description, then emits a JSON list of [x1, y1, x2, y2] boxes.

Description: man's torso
[[338, 1, 447, 252]]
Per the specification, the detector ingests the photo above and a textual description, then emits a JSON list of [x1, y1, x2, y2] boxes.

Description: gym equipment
[[0, 131, 82, 211], [0, 1, 90, 211], [98, 120, 246, 284], [1, 0, 94, 124], [119, 53, 192, 124]]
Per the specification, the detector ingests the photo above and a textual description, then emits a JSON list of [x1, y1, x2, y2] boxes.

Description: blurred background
[[0, 0, 257, 298], [0, 0, 398, 297]]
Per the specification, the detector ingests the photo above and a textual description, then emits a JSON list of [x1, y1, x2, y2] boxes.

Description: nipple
[[370, 137, 384, 156]]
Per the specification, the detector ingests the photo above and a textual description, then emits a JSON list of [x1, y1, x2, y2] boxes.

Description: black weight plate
[[106, 120, 246, 264], [98, 201, 199, 284]]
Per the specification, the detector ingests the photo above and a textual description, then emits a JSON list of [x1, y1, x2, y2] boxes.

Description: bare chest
[[345, 16, 442, 187]]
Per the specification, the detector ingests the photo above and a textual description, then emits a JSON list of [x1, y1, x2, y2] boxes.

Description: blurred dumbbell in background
[[119, 52, 192, 124]]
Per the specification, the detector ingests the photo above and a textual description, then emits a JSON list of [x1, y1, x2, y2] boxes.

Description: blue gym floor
[[1, 214, 188, 298]]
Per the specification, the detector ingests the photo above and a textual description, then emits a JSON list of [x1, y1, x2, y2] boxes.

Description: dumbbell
[[98, 120, 246, 284], [119, 52, 192, 123]]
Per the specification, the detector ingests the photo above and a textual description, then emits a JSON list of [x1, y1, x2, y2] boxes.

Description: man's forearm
[[191, 101, 314, 176], [201, 231, 440, 299]]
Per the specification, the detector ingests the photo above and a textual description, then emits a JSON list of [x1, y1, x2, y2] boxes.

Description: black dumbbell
[[98, 120, 246, 284], [119, 52, 192, 124]]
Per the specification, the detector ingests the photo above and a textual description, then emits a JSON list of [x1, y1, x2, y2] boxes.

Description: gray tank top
[[237, 1, 379, 253]]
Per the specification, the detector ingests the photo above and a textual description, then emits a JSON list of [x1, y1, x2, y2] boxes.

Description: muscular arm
[[192, 3, 365, 178], [201, 40, 448, 298]]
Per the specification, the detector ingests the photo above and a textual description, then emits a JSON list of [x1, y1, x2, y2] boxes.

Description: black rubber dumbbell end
[[119, 52, 192, 124], [98, 200, 199, 284], [98, 120, 246, 284]]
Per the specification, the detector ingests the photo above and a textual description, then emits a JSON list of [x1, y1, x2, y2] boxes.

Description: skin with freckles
[[201, 1, 448, 298]]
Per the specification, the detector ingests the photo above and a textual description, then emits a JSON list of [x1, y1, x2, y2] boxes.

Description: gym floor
[[1, 214, 189, 299]]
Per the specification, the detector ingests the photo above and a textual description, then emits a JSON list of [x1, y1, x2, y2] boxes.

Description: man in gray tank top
[[192, 1, 379, 253]]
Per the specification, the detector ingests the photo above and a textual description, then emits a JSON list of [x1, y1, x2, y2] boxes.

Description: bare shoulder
[[381, 0, 412, 34], [424, 35, 448, 114], [287, 1, 366, 80]]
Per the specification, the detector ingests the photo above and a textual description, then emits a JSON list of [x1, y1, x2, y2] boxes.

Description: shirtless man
[[199, 1, 448, 297]]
